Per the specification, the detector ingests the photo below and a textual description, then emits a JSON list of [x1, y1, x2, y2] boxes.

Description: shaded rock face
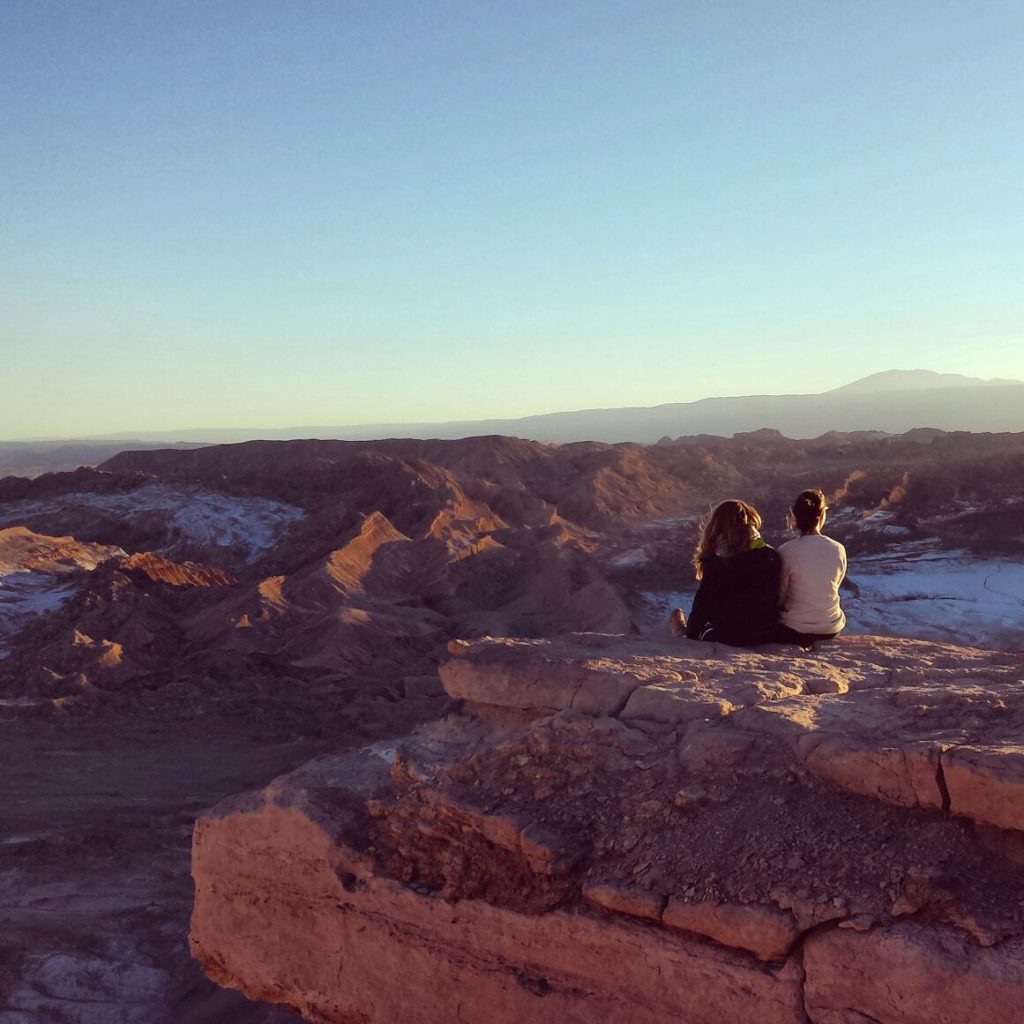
[[0, 441, 646, 705], [0, 532, 243, 699], [0, 526, 128, 660], [191, 633, 1024, 1023]]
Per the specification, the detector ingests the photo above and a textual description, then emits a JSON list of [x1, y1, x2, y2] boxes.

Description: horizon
[[5, 367, 1023, 444], [4, 2, 1024, 438], [0, 365, 947, 442]]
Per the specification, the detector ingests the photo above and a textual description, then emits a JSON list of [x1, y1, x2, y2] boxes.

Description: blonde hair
[[692, 499, 762, 580]]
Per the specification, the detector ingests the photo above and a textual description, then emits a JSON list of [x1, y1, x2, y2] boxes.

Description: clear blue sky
[[2, 0, 1022, 438]]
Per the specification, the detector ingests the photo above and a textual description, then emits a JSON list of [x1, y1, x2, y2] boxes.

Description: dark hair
[[692, 499, 762, 580], [791, 489, 827, 534]]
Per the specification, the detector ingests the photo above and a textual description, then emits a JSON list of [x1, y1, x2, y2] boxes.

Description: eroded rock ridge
[[191, 633, 1024, 1023]]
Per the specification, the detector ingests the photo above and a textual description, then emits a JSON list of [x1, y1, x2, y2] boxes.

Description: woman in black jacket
[[669, 499, 781, 646]]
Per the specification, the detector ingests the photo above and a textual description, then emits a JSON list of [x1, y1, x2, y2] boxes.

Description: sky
[[2, 0, 1023, 438]]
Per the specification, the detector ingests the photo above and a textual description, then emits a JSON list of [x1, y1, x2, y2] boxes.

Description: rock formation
[[190, 632, 1024, 1023], [0, 524, 123, 575], [5, 434, 1023, 1021]]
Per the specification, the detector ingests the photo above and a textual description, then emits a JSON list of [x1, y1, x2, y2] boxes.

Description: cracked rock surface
[[191, 633, 1024, 1023]]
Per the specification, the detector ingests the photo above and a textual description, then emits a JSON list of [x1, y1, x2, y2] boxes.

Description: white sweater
[[778, 533, 847, 635]]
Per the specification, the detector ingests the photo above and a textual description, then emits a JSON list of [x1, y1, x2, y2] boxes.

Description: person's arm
[[686, 559, 718, 638], [752, 549, 783, 641], [777, 550, 792, 609], [685, 580, 709, 639], [749, 548, 782, 608]]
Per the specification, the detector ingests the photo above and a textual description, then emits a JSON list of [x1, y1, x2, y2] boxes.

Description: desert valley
[[7, 0, 1023, 1017], [1, 418, 1024, 1021]]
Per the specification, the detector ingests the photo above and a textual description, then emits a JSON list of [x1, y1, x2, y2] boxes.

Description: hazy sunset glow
[[3, 1, 1023, 438]]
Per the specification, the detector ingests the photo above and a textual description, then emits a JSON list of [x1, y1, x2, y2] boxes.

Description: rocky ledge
[[190, 633, 1024, 1023]]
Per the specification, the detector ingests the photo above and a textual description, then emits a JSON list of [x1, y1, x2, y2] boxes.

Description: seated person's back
[[688, 543, 781, 645], [683, 499, 781, 646], [778, 490, 846, 639]]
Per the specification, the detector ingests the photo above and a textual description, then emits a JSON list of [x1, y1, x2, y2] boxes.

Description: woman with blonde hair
[[669, 499, 781, 646]]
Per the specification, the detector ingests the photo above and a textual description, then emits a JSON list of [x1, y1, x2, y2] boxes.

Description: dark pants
[[775, 624, 842, 644]]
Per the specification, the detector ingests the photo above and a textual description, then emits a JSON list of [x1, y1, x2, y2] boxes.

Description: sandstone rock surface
[[0, 525, 124, 574], [191, 632, 1024, 1023]]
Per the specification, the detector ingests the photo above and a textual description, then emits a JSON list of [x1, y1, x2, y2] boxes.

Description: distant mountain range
[[0, 441, 208, 480], [10, 369, 1024, 449], [829, 369, 1022, 393]]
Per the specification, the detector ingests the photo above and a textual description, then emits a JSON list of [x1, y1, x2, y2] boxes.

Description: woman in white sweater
[[777, 488, 846, 642]]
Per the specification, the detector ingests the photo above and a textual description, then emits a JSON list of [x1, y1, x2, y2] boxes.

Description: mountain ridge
[[8, 370, 1024, 447], [830, 369, 1022, 393]]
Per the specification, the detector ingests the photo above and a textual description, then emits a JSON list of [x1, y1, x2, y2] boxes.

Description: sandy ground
[[0, 706, 333, 1023]]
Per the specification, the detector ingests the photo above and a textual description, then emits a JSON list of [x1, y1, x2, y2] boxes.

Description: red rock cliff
[[191, 633, 1024, 1023]]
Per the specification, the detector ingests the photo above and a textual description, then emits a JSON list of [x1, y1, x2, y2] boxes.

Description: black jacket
[[685, 545, 781, 646]]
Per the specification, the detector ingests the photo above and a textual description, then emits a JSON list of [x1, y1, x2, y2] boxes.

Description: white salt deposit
[[610, 548, 651, 569], [0, 484, 305, 565], [856, 510, 912, 537], [642, 590, 696, 620], [0, 573, 82, 657], [845, 547, 1024, 649], [0, 485, 304, 655]]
